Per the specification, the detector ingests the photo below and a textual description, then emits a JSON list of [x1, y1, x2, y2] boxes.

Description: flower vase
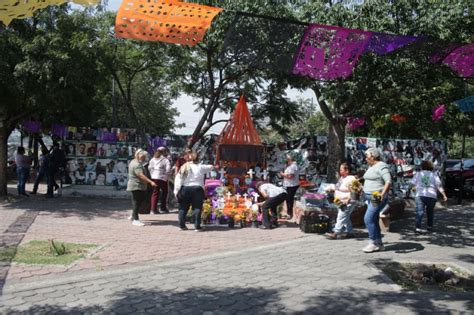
[[239, 220, 245, 228], [327, 192, 335, 204], [228, 218, 234, 228], [350, 192, 359, 201]]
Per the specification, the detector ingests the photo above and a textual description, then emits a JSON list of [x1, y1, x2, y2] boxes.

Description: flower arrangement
[[348, 179, 362, 193], [201, 201, 212, 222], [370, 191, 382, 205], [333, 197, 346, 210], [372, 191, 382, 201]]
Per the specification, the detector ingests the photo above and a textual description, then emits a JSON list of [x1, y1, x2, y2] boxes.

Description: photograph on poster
[[65, 142, 76, 156], [84, 158, 96, 172], [67, 127, 77, 140], [75, 160, 87, 185], [113, 160, 128, 173], [106, 172, 128, 190], [65, 159, 78, 184], [76, 143, 87, 156], [86, 172, 96, 185], [117, 143, 130, 158], [95, 159, 109, 176], [106, 144, 119, 158], [87, 143, 97, 156], [97, 143, 109, 157], [95, 173, 106, 186]]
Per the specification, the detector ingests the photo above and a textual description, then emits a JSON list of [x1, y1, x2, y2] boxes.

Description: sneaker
[[150, 211, 158, 215], [415, 228, 426, 234], [128, 216, 133, 221], [363, 243, 380, 253], [160, 209, 170, 214], [179, 226, 188, 231], [427, 226, 433, 232], [194, 227, 204, 232], [376, 244, 385, 251], [132, 220, 145, 226]]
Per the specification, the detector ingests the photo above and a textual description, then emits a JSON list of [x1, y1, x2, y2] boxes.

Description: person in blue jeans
[[362, 148, 392, 253], [32, 146, 49, 194], [411, 160, 447, 233], [15, 146, 31, 196], [326, 163, 357, 239]]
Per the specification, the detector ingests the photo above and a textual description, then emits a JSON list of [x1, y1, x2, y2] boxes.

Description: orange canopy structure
[[216, 95, 264, 165], [115, 0, 222, 46]]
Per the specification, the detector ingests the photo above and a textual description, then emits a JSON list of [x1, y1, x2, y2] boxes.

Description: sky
[[89, 0, 316, 135]]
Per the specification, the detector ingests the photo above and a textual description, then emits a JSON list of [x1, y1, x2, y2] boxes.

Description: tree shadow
[[456, 254, 474, 264], [3, 287, 285, 314], [383, 241, 425, 254], [300, 286, 474, 314], [4, 285, 473, 314], [2, 197, 131, 221], [390, 203, 474, 249]]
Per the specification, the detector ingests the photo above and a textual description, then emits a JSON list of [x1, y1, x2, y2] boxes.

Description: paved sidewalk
[[1, 189, 473, 313]]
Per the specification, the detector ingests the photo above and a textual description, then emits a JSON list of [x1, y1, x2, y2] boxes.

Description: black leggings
[[131, 190, 146, 220], [178, 186, 205, 229], [285, 185, 299, 216], [262, 193, 287, 228]]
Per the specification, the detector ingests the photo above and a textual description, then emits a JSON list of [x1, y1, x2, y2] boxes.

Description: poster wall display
[[61, 127, 137, 190]]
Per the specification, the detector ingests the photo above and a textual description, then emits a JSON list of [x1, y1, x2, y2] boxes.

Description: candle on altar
[[243, 193, 248, 201], [235, 193, 241, 200]]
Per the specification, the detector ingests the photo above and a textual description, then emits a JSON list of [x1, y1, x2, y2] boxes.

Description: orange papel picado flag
[[115, 0, 223, 46], [0, 0, 99, 26]]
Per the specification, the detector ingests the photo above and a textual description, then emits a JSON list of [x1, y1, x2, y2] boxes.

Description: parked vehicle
[[445, 158, 474, 193]]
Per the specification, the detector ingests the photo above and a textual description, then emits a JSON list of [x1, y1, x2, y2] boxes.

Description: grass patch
[[376, 262, 474, 292], [0, 240, 97, 266]]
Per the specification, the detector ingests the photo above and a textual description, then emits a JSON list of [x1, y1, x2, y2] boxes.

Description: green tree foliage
[[0, 6, 108, 196], [0, 8, 182, 196], [92, 11, 183, 139], [174, 1, 306, 147], [290, 0, 472, 180]]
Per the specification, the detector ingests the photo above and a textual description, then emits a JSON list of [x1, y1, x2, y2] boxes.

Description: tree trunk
[[0, 124, 9, 197], [326, 117, 346, 183]]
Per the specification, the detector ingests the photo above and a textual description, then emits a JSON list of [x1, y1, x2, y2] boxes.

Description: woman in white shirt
[[148, 147, 172, 214], [411, 160, 447, 233], [279, 153, 299, 220], [326, 163, 356, 239], [173, 151, 215, 231], [256, 181, 287, 230]]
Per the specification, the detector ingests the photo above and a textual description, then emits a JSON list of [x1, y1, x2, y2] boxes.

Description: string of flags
[[1, 0, 471, 80], [0, 0, 99, 26]]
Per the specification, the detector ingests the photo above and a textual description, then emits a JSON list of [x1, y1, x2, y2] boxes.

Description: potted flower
[[201, 201, 212, 225], [228, 210, 237, 228], [333, 197, 346, 211], [325, 187, 335, 203]]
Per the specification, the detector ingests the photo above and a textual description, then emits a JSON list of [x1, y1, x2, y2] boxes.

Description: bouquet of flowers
[[333, 197, 347, 211], [348, 179, 362, 193], [370, 191, 382, 206]]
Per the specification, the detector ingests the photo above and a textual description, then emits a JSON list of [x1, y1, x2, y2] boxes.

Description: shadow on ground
[[390, 203, 474, 248], [3, 286, 473, 314], [2, 197, 131, 221]]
